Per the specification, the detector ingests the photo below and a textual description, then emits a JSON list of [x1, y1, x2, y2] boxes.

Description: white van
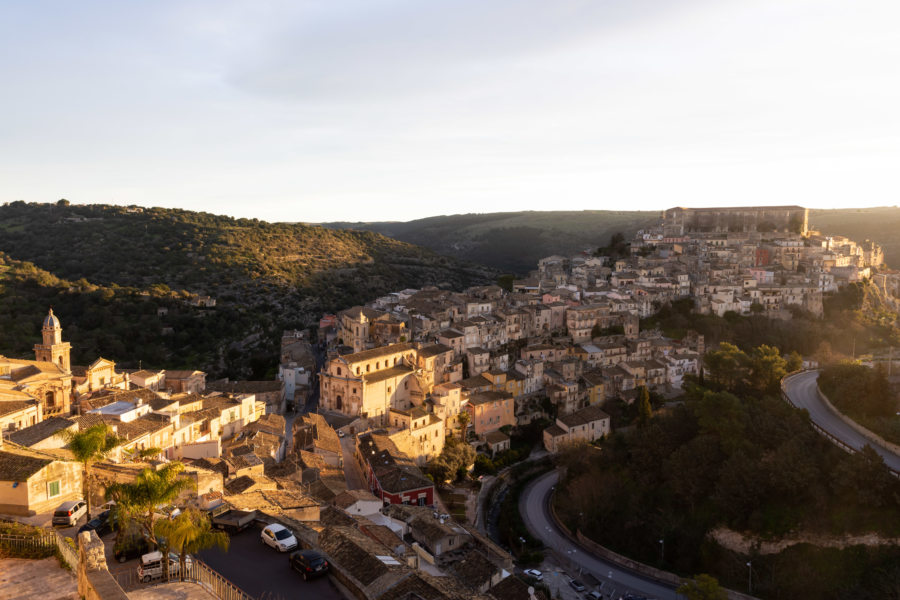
[[138, 550, 192, 583]]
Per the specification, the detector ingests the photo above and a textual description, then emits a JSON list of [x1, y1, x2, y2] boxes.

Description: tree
[[749, 344, 787, 394], [105, 462, 195, 581], [704, 343, 749, 391], [785, 350, 803, 372], [427, 437, 476, 484], [456, 411, 470, 440], [637, 386, 652, 426], [154, 508, 229, 581], [57, 423, 123, 518], [677, 574, 727, 600]]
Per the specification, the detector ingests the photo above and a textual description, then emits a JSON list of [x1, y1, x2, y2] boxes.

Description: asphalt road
[[782, 370, 900, 472], [520, 470, 678, 600], [197, 523, 347, 600]]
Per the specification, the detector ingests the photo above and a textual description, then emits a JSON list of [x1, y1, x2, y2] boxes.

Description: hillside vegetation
[[555, 343, 900, 599], [325, 211, 658, 274], [0, 202, 494, 377], [327, 207, 900, 274]]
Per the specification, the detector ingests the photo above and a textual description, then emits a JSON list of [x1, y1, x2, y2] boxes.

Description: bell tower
[[34, 308, 71, 372]]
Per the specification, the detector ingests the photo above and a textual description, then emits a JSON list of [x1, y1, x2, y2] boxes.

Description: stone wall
[[77, 530, 129, 600]]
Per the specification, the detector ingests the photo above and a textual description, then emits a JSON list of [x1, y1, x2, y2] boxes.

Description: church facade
[[0, 309, 73, 416]]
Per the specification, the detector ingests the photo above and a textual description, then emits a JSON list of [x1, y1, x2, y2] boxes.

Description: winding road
[[520, 470, 678, 600], [782, 370, 900, 472]]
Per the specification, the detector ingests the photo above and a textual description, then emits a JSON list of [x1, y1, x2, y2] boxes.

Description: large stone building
[[319, 343, 426, 426], [662, 206, 808, 236], [0, 309, 74, 417]]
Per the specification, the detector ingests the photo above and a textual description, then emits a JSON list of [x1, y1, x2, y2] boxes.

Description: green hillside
[[0, 201, 495, 378], [328, 207, 900, 274], [809, 207, 900, 266], [325, 211, 659, 274]]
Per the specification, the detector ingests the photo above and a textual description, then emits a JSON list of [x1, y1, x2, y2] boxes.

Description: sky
[[2, 0, 898, 223]]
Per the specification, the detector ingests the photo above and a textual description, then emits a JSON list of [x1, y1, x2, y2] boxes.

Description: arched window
[[366, 364, 371, 373], [356, 367, 360, 375], [336, 367, 342, 376], [376, 362, 380, 369]]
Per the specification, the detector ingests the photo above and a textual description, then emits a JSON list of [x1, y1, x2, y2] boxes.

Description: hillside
[[808, 206, 900, 266], [327, 207, 900, 274], [325, 211, 659, 274], [0, 202, 495, 378]]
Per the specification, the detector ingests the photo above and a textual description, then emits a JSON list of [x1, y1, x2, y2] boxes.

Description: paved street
[[339, 435, 367, 490], [783, 370, 900, 471], [197, 522, 348, 600], [520, 470, 677, 600]]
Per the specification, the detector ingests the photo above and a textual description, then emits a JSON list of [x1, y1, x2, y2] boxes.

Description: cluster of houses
[[314, 206, 885, 461]]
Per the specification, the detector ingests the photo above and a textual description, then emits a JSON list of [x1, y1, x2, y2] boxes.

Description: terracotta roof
[[448, 550, 499, 590], [0, 449, 53, 481], [0, 400, 38, 417], [333, 489, 381, 509], [484, 431, 509, 446], [364, 365, 414, 385], [318, 525, 402, 587], [5, 417, 74, 447], [557, 405, 610, 429], [418, 344, 453, 359], [489, 576, 549, 600], [206, 380, 283, 394], [342, 343, 415, 364]]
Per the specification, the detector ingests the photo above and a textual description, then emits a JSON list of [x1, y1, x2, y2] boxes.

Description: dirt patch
[[710, 527, 900, 555]]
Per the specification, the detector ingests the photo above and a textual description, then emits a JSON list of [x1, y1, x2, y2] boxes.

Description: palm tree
[[154, 508, 229, 581], [105, 462, 195, 581], [57, 423, 123, 518]]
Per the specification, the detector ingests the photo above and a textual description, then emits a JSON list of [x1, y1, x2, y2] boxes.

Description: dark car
[[113, 535, 152, 563], [289, 550, 330, 580], [78, 510, 113, 537]]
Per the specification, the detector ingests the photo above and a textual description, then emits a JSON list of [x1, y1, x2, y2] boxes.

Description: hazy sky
[[2, 1, 898, 223]]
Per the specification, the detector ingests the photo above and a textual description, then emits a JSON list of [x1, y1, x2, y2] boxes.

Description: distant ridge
[[325, 207, 900, 273]]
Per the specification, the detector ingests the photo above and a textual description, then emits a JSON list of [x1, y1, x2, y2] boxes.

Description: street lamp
[[658, 539, 664, 563], [746, 561, 752, 594]]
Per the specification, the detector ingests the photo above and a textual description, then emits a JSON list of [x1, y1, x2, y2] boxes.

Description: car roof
[[56, 500, 83, 509], [266, 523, 288, 532]]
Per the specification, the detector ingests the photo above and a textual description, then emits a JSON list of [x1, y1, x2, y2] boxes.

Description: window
[[48, 480, 60, 498], [337, 367, 342, 376], [387, 386, 392, 394], [377, 362, 381, 369], [356, 367, 361, 375], [366, 365, 371, 373]]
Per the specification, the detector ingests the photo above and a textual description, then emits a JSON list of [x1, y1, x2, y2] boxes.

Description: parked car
[[587, 591, 603, 600], [52, 499, 87, 527], [114, 535, 152, 563], [569, 579, 586, 593], [523, 569, 543, 581], [261, 523, 298, 552], [289, 550, 330, 580], [137, 550, 193, 583], [78, 510, 113, 536]]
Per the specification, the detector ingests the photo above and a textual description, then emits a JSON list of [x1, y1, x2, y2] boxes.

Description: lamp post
[[746, 561, 752, 594], [658, 538, 664, 563]]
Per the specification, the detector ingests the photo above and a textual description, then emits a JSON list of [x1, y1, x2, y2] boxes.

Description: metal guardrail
[[1, 527, 251, 600], [780, 371, 900, 478], [0, 530, 78, 569], [114, 559, 253, 600]]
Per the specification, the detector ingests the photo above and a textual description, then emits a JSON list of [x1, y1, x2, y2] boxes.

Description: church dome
[[43, 308, 61, 329]]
